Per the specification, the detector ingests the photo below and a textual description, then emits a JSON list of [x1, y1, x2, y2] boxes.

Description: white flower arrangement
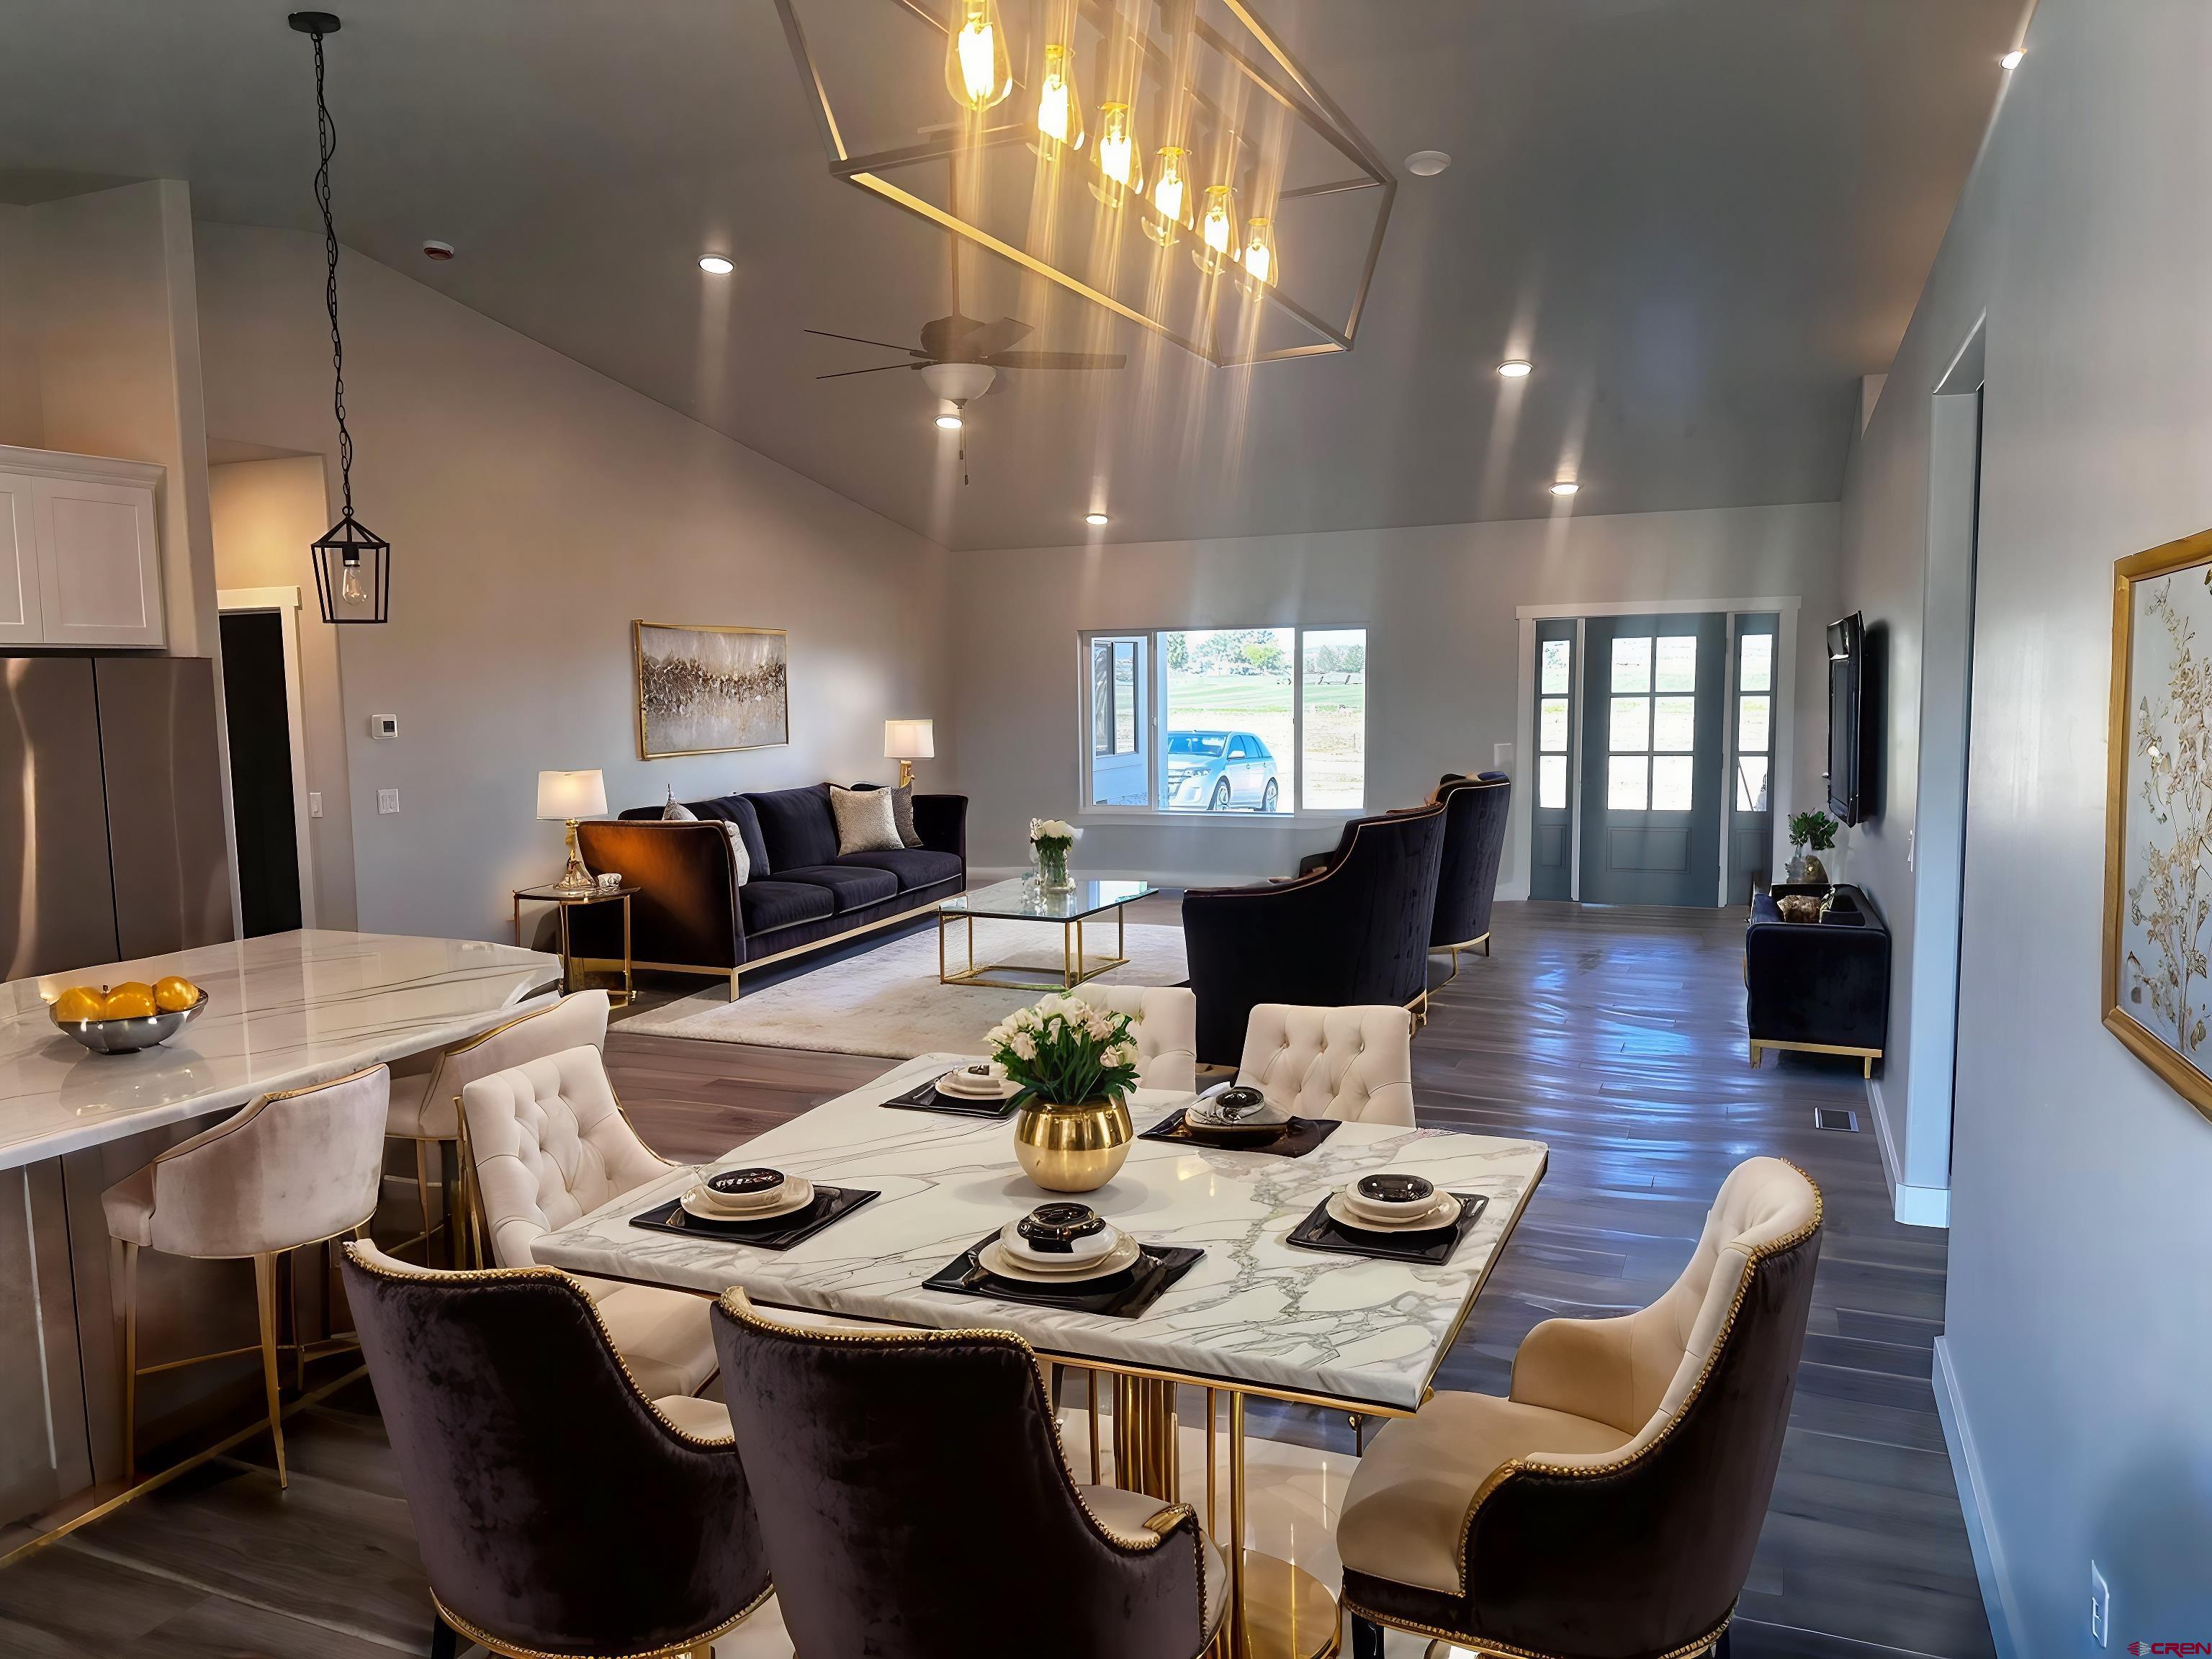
[[985, 992, 1141, 1107], [1028, 817, 1080, 889], [1028, 817, 1079, 850]]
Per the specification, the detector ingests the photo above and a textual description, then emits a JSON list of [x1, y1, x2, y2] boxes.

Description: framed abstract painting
[[632, 621, 789, 759], [2104, 526, 2212, 1123]]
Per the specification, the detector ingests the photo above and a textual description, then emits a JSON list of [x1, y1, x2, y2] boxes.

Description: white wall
[[948, 504, 1840, 884], [193, 222, 953, 942], [1838, 1, 2212, 1645]]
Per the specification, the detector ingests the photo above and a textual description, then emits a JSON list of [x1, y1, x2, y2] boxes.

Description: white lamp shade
[[884, 719, 935, 760], [536, 769, 608, 821]]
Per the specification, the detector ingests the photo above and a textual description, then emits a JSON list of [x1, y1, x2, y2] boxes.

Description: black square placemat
[[922, 1230, 1202, 1318], [1140, 1107, 1344, 1159], [1284, 1191, 1489, 1265], [879, 1074, 1020, 1119], [628, 1185, 879, 1251]]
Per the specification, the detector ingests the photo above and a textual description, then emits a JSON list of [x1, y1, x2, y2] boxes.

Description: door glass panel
[[1653, 636, 1697, 693], [1652, 755, 1695, 811], [1739, 632, 1772, 693], [1607, 755, 1648, 810], [1738, 695, 1771, 752], [1539, 697, 1570, 750], [1735, 755, 1771, 811], [1652, 695, 1696, 752], [1541, 639, 1572, 695], [1539, 753, 1568, 809], [1609, 696, 1650, 752], [1610, 637, 1651, 693]]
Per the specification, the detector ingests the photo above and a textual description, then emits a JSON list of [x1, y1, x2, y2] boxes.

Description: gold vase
[[1012, 1097, 1133, 1192]]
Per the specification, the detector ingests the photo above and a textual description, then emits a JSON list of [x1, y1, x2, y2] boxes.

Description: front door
[[1578, 612, 1727, 905]]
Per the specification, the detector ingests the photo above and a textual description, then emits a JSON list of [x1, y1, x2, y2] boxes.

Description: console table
[[1745, 883, 1891, 1076]]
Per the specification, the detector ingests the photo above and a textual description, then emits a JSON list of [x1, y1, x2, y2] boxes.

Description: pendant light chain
[[310, 27, 354, 521]]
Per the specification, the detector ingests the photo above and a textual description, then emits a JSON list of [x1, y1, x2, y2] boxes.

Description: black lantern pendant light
[[291, 12, 390, 624]]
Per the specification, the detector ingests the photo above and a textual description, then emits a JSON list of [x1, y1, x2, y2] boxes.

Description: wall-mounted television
[[1826, 612, 1866, 825]]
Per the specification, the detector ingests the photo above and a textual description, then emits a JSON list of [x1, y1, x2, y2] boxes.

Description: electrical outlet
[[377, 788, 400, 816], [2090, 1561, 2109, 1647], [307, 791, 323, 819]]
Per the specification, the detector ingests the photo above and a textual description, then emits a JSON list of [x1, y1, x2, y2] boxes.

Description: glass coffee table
[[938, 877, 1159, 989]]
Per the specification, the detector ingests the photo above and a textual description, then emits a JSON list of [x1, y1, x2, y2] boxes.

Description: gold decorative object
[[2103, 525, 2212, 1125], [1776, 895, 1822, 925], [1012, 1097, 1133, 1192]]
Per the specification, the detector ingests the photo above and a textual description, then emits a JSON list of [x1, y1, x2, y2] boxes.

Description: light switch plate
[[307, 791, 323, 819], [377, 788, 400, 815], [2090, 1560, 2109, 1646]]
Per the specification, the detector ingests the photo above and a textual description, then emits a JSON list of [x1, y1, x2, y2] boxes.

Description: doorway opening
[[217, 591, 315, 937]]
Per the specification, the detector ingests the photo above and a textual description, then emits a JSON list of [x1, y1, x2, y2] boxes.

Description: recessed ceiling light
[[1497, 359, 1532, 379], [1085, 511, 1110, 526], [1550, 481, 1580, 497], [698, 254, 735, 274], [421, 239, 454, 261], [935, 413, 963, 430], [1406, 150, 1450, 177], [1999, 48, 2024, 69]]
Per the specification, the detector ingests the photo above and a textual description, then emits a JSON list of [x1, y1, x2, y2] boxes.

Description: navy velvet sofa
[[1745, 882, 1889, 1075], [570, 784, 966, 998]]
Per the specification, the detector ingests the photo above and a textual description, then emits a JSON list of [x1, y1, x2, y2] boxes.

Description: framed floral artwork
[[2104, 526, 2212, 1123]]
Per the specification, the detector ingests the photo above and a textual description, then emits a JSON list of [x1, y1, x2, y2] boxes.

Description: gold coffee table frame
[[936, 879, 1154, 991]]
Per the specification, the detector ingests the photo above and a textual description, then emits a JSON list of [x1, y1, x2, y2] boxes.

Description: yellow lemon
[[153, 976, 200, 1013], [102, 986, 157, 1020], [53, 986, 105, 1022]]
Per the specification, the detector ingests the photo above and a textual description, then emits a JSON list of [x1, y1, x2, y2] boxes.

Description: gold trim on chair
[[431, 1583, 772, 1659]]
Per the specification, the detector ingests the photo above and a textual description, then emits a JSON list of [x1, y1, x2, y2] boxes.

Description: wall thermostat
[[370, 715, 398, 740]]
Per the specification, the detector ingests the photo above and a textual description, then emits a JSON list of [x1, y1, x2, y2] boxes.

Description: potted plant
[[987, 993, 1142, 1192], [1028, 817, 1079, 891], [1786, 810, 1840, 884]]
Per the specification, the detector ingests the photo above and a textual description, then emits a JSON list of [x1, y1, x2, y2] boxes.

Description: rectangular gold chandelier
[[771, 0, 1396, 367]]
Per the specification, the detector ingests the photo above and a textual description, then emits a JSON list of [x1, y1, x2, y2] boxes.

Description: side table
[[513, 883, 639, 1007]]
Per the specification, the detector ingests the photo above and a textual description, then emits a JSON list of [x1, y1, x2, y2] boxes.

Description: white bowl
[[1343, 1172, 1442, 1223], [1326, 1190, 1461, 1235]]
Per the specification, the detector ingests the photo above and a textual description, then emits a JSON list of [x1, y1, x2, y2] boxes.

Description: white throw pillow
[[830, 785, 903, 855], [663, 797, 749, 887]]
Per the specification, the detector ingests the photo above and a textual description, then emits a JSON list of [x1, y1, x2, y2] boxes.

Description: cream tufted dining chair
[[462, 1046, 717, 1400], [1234, 1003, 1415, 1125], [1071, 984, 1198, 1094], [385, 990, 609, 1267], [102, 1065, 392, 1485]]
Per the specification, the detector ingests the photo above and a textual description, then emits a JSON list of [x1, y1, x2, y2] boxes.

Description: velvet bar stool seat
[[384, 989, 610, 1267], [101, 1065, 391, 1486], [1236, 1003, 1415, 1126], [711, 1290, 1226, 1659], [463, 1044, 717, 1398], [341, 1242, 768, 1659], [1336, 1158, 1823, 1659], [1073, 984, 1199, 1094]]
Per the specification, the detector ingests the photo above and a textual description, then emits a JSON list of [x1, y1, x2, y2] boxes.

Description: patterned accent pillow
[[889, 783, 925, 849], [663, 797, 749, 886], [830, 785, 903, 854]]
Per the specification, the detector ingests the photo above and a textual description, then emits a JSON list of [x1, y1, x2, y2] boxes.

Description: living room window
[[1077, 626, 1365, 815]]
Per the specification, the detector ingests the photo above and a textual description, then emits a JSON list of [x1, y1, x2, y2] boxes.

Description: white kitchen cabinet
[[0, 446, 164, 649]]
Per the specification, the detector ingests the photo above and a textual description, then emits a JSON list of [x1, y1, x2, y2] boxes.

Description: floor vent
[[1814, 1107, 1859, 1133]]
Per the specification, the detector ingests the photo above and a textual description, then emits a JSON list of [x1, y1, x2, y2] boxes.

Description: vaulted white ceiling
[[0, 0, 2021, 549]]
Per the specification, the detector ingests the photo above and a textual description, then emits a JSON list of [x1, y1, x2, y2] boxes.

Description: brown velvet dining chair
[[710, 1288, 1228, 1659], [1336, 1156, 1823, 1659], [341, 1241, 768, 1659]]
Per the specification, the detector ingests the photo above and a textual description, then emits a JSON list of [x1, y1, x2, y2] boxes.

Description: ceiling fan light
[[935, 411, 963, 430], [946, 0, 1012, 112], [1037, 42, 1084, 149], [920, 361, 997, 402]]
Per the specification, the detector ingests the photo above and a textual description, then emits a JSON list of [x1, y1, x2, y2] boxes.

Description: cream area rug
[[619, 920, 1190, 1058]]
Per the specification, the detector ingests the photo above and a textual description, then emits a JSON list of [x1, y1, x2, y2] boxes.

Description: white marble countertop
[[534, 1054, 1548, 1413], [0, 930, 561, 1170]]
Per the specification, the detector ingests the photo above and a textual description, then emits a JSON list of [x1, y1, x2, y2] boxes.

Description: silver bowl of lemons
[[49, 976, 210, 1055]]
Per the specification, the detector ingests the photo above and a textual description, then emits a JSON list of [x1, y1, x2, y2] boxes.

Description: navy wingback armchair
[[1182, 803, 1448, 1067], [1431, 774, 1511, 970]]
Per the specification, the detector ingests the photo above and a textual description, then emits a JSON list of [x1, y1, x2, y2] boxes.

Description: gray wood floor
[[0, 899, 1994, 1659]]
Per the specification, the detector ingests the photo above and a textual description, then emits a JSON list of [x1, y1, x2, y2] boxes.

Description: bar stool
[[384, 989, 610, 1267], [102, 1065, 392, 1486]]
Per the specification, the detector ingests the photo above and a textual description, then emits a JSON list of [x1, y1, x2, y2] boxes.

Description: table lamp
[[884, 719, 934, 788], [536, 769, 608, 894]]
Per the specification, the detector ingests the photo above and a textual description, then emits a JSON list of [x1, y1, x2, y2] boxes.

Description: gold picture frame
[[2103, 526, 2212, 1124], [632, 621, 789, 760]]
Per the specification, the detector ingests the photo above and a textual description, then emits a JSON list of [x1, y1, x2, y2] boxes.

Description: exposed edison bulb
[[1146, 145, 1192, 241], [1036, 42, 1084, 148], [1094, 102, 1143, 199], [946, 0, 1012, 112], [338, 554, 368, 607], [1241, 215, 1277, 286], [1197, 183, 1238, 272]]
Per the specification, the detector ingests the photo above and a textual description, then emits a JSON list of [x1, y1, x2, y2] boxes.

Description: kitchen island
[[0, 930, 559, 1541]]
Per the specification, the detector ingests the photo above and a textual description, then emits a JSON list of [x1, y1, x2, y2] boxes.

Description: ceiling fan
[[806, 313, 1126, 420]]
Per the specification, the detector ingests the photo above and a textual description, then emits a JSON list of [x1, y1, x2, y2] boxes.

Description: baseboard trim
[[1866, 1076, 1950, 1228], [1932, 1335, 2022, 1659]]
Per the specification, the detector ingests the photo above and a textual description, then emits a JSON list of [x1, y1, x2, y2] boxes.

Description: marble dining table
[[536, 1051, 1549, 1417]]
